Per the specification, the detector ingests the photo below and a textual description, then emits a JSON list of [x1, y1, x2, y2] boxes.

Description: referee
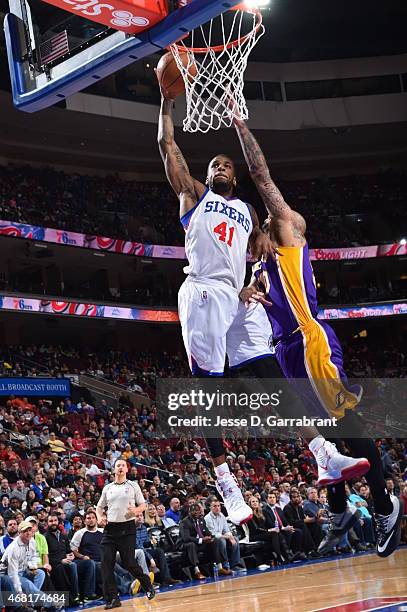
[[96, 458, 155, 607]]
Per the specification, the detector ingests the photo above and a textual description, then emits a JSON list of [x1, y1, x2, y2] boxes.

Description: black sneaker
[[146, 586, 156, 601], [104, 598, 122, 610], [375, 494, 404, 558], [318, 508, 361, 555]]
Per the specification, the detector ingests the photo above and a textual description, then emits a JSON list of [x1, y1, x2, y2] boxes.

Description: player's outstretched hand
[[251, 229, 280, 262]]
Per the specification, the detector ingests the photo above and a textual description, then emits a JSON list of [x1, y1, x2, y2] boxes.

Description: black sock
[[327, 481, 347, 514], [192, 371, 225, 464], [345, 436, 393, 515], [330, 410, 393, 515], [206, 437, 225, 459]]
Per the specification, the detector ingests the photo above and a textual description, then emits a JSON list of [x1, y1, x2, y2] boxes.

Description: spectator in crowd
[[263, 492, 301, 560], [0, 517, 18, 555], [45, 512, 96, 605], [1, 521, 53, 606], [204, 499, 240, 574], [247, 497, 287, 565], [68, 515, 84, 540], [25, 516, 51, 572], [165, 498, 181, 524], [283, 491, 319, 557], [5, 461, 26, 484], [179, 503, 215, 580], [134, 513, 180, 587], [279, 483, 291, 509], [0, 495, 10, 516], [70, 509, 103, 598], [144, 504, 164, 528], [345, 484, 376, 546], [302, 487, 328, 547], [157, 504, 176, 528], [10, 480, 29, 503]]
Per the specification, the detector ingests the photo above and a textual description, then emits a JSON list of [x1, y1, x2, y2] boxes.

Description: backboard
[[4, 0, 236, 112]]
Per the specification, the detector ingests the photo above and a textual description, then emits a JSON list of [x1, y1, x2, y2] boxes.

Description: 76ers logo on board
[[58, 0, 150, 30]]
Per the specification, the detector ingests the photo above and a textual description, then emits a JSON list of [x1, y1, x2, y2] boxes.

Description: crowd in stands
[[0, 332, 405, 606], [0, 333, 405, 388], [0, 164, 406, 248], [0, 389, 406, 606]]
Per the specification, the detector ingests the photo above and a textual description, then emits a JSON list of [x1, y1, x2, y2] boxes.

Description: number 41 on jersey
[[214, 222, 235, 247]]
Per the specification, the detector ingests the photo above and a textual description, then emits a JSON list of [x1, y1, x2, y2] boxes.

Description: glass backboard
[[4, 0, 236, 112]]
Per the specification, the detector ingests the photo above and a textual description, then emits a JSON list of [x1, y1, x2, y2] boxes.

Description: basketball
[[156, 50, 197, 99]]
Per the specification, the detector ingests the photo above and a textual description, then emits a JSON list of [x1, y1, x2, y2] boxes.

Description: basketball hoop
[[169, 3, 265, 133]]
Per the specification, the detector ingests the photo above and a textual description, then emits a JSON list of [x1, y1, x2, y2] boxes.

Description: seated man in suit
[[179, 503, 215, 580], [262, 492, 303, 561]]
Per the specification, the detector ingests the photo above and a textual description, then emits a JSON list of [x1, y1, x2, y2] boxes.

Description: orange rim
[[171, 7, 262, 54]]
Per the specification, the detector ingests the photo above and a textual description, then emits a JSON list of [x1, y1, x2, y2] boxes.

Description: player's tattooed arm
[[248, 205, 280, 260], [157, 98, 205, 213], [234, 119, 306, 245], [234, 119, 291, 220]]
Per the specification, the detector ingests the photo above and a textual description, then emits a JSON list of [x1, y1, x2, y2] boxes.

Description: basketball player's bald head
[[206, 154, 237, 196]]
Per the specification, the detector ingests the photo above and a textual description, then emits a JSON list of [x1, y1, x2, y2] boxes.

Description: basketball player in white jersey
[[157, 82, 275, 525]]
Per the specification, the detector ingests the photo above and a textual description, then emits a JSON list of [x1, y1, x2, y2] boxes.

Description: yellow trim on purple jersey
[[275, 246, 360, 419]]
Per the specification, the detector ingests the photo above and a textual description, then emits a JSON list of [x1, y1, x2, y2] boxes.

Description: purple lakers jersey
[[253, 243, 318, 341]]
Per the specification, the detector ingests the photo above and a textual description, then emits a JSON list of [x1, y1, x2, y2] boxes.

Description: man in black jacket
[[179, 503, 215, 580], [283, 491, 319, 557], [45, 513, 95, 605], [262, 492, 303, 560]]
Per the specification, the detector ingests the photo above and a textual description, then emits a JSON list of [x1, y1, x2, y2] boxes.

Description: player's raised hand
[[154, 67, 175, 101]]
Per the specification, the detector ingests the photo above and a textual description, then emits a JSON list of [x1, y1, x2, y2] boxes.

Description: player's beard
[[212, 177, 232, 195]]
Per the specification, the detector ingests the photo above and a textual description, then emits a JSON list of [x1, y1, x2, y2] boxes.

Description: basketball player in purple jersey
[[234, 117, 403, 557], [157, 81, 276, 525]]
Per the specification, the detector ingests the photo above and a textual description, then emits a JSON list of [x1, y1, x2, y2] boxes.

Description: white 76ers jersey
[[181, 188, 253, 291]]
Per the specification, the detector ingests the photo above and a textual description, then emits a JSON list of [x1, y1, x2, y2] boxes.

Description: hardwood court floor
[[91, 548, 407, 612]]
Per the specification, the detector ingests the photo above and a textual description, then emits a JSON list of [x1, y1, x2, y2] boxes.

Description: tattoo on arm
[[173, 143, 190, 174], [235, 121, 291, 218], [158, 99, 195, 197]]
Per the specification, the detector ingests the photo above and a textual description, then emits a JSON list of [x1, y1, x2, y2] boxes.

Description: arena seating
[[0, 165, 406, 248], [0, 339, 406, 591]]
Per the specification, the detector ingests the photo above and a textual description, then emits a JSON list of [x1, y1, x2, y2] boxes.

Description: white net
[[169, 8, 265, 133]]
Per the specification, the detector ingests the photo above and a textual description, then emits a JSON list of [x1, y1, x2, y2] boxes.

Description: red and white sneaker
[[215, 473, 253, 525], [313, 440, 370, 486]]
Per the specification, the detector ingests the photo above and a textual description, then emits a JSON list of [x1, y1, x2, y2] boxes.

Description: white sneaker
[[314, 441, 370, 486], [215, 473, 253, 525]]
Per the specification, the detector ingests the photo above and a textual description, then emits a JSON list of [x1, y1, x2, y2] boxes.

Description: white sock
[[215, 462, 230, 479], [194, 566, 200, 573], [308, 436, 325, 455], [217, 563, 222, 569]]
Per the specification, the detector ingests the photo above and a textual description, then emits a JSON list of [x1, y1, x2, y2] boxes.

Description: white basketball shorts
[[227, 301, 274, 369], [178, 278, 274, 375]]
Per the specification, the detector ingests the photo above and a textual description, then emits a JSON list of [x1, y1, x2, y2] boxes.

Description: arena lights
[[400, 238, 407, 246], [244, 0, 271, 8]]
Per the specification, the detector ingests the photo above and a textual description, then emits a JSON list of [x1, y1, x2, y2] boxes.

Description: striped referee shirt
[[96, 480, 145, 523]]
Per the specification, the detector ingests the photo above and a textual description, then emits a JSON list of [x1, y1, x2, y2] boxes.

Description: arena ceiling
[[1, 90, 407, 176], [1, 0, 407, 63]]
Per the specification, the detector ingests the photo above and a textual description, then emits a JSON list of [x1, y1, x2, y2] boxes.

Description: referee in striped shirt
[[96, 458, 155, 607]]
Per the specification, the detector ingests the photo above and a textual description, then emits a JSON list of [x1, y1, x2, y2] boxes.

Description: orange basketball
[[156, 50, 197, 99]]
